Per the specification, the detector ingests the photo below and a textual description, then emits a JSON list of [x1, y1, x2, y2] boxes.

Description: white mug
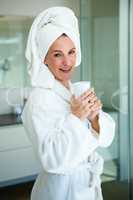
[[73, 81, 91, 97]]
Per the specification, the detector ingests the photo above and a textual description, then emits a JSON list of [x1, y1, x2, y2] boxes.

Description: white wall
[[0, 0, 80, 16]]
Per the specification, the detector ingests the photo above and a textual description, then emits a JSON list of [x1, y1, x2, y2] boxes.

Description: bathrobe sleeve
[[22, 92, 115, 174], [89, 110, 115, 147]]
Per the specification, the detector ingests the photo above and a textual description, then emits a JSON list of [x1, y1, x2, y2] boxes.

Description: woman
[[22, 6, 115, 200]]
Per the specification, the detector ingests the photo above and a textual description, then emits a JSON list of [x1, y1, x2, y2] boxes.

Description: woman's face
[[44, 35, 76, 87]]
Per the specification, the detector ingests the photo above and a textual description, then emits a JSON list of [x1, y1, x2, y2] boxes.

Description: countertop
[[0, 107, 117, 127], [0, 114, 22, 127]]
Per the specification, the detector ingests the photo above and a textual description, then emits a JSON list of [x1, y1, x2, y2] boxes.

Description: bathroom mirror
[[0, 16, 33, 118]]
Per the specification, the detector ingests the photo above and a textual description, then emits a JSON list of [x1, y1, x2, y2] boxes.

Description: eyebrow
[[51, 47, 76, 53]]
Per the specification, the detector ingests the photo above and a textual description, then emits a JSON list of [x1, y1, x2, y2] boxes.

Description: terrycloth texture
[[25, 7, 81, 87], [21, 80, 115, 200]]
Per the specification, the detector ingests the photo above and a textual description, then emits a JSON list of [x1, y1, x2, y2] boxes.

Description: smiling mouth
[[59, 68, 71, 73]]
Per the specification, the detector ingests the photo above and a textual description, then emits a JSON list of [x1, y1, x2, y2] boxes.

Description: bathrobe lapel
[[53, 80, 74, 104], [34, 66, 74, 104]]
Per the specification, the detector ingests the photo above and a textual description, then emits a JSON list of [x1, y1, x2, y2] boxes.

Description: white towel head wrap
[[25, 6, 81, 87]]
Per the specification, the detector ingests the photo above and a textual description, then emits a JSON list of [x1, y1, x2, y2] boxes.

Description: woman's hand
[[87, 98, 103, 122], [70, 88, 102, 122], [87, 98, 102, 133], [70, 88, 96, 121]]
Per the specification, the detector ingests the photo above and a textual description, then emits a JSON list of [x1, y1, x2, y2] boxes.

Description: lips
[[59, 68, 71, 72]]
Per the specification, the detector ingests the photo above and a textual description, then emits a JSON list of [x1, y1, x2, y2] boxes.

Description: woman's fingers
[[71, 93, 95, 107], [91, 99, 102, 111], [79, 88, 95, 101], [71, 94, 81, 106], [71, 94, 93, 120], [87, 100, 102, 122], [71, 93, 102, 110], [70, 91, 103, 121]]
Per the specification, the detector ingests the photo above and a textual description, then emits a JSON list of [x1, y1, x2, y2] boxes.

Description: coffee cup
[[73, 81, 91, 97]]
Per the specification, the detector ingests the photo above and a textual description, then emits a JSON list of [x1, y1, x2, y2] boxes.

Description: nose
[[62, 55, 71, 67]]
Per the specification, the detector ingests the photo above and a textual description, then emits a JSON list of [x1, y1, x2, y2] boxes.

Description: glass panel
[[80, 0, 130, 199], [130, 0, 133, 199]]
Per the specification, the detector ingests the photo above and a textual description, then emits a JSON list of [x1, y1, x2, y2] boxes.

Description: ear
[[43, 59, 48, 67]]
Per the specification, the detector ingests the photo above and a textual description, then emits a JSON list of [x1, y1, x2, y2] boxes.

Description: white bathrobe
[[22, 79, 115, 200]]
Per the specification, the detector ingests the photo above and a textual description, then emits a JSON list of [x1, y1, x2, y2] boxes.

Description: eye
[[54, 53, 62, 57], [69, 50, 76, 55]]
